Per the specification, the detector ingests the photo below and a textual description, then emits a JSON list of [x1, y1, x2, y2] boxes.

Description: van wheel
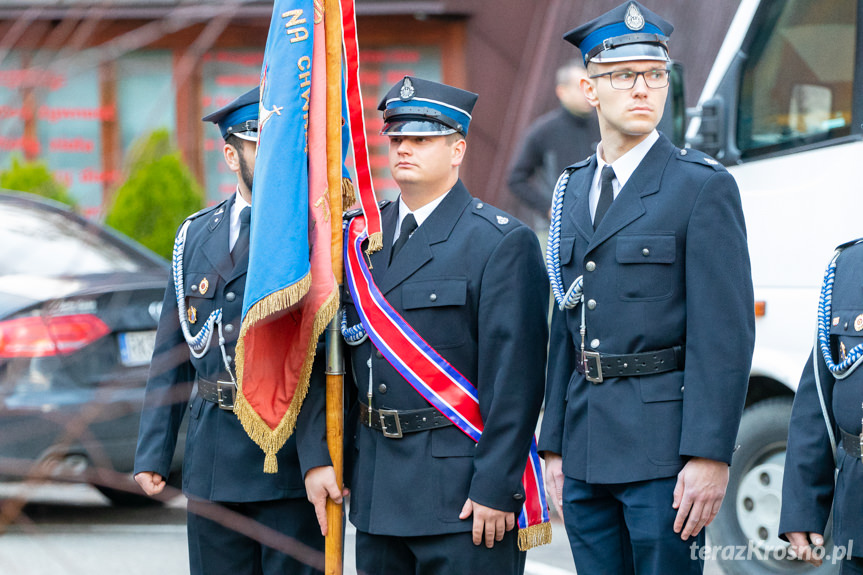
[[708, 398, 839, 574]]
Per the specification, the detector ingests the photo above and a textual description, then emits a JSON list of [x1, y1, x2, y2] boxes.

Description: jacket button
[[378, 384, 387, 394], [376, 350, 383, 359], [642, 248, 650, 257], [191, 284, 198, 292], [587, 299, 597, 310], [224, 324, 234, 333], [225, 355, 233, 363], [429, 293, 438, 302], [590, 339, 600, 349], [585, 261, 596, 272], [513, 493, 524, 501], [226, 292, 236, 302]]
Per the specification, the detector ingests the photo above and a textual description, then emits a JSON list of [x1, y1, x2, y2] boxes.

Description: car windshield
[[0, 201, 147, 276]]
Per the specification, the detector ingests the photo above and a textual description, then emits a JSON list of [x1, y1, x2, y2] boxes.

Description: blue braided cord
[[546, 169, 583, 311], [817, 252, 863, 376], [341, 312, 367, 345], [173, 220, 222, 358]]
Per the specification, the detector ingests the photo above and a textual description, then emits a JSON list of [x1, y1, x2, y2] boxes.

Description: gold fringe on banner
[[233, 272, 339, 473], [341, 177, 356, 208], [365, 231, 383, 255], [518, 522, 552, 551]]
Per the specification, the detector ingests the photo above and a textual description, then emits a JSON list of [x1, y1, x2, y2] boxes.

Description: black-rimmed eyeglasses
[[589, 69, 670, 90]]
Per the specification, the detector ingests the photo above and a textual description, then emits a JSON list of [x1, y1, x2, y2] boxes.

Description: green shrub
[[106, 130, 203, 259], [0, 156, 76, 207]]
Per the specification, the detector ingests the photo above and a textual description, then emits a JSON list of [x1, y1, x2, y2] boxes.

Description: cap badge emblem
[[199, 277, 209, 296], [188, 306, 198, 324], [625, 3, 645, 31], [496, 215, 509, 225], [400, 78, 415, 101]]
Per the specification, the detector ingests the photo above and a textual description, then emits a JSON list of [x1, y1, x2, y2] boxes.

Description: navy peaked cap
[[202, 86, 260, 141], [564, 1, 673, 65], [378, 76, 478, 137]]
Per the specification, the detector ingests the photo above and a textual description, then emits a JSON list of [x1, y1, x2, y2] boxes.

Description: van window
[[737, 0, 856, 157]]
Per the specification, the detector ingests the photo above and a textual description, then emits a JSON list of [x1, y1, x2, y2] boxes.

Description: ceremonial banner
[[235, 0, 338, 473]]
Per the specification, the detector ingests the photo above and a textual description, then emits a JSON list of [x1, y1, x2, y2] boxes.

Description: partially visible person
[[133, 87, 331, 575], [780, 238, 863, 574], [507, 60, 600, 232]]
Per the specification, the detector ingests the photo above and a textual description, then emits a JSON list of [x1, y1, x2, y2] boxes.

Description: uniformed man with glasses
[[538, 2, 755, 573]]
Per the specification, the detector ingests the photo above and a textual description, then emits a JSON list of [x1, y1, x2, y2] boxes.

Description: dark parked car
[[0, 190, 183, 505]]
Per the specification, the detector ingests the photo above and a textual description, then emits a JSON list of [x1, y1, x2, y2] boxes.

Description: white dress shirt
[[589, 130, 660, 223], [393, 190, 450, 242], [229, 189, 251, 252]]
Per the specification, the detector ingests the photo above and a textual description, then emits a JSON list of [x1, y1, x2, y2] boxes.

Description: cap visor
[[380, 119, 457, 136], [232, 131, 259, 142], [591, 43, 669, 63]]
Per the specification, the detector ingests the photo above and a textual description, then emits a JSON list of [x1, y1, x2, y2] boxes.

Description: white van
[[685, 0, 861, 573]]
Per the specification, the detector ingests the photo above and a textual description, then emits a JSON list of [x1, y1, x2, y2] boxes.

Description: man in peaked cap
[[305, 76, 549, 574], [538, 2, 754, 573], [133, 87, 331, 575]]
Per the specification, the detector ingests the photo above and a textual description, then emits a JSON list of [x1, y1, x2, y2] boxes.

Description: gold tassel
[[518, 522, 552, 551], [233, 286, 339, 473], [342, 177, 357, 208], [365, 231, 383, 255]]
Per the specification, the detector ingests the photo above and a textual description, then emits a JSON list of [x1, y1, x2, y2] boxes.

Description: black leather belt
[[576, 345, 684, 384], [359, 402, 453, 439], [841, 429, 863, 460], [198, 376, 236, 411]]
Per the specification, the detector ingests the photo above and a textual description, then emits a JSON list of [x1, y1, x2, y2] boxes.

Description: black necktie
[[390, 213, 418, 264], [594, 165, 615, 230], [232, 206, 251, 265]]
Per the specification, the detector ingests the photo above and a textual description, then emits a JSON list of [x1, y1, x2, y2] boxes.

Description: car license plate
[[118, 331, 157, 366]]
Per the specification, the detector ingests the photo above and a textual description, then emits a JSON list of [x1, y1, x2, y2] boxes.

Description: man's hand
[[304, 465, 348, 536], [543, 453, 565, 519], [786, 532, 825, 566], [672, 457, 729, 540], [459, 499, 516, 548], [134, 471, 166, 496]]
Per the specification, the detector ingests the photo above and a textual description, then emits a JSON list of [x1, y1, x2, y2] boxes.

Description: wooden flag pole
[[324, 0, 344, 573]]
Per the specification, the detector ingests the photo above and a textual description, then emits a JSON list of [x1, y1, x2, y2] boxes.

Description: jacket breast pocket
[[559, 236, 576, 266], [185, 272, 219, 322], [616, 234, 676, 301], [401, 278, 468, 349]]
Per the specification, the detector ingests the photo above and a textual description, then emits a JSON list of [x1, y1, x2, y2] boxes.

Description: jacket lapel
[[378, 180, 471, 296], [201, 196, 234, 281], [564, 156, 597, 244], [587, 134, 673, 253]]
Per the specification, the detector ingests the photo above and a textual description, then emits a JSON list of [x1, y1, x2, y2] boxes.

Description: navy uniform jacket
[[134, 195, 331, 502], [780, 240, 863, 555], [539, 133, 755, 483], [343, 180, 549, 536]]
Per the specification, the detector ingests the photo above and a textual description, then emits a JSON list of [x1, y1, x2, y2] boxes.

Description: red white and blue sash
[[344, 215, 551, 550]]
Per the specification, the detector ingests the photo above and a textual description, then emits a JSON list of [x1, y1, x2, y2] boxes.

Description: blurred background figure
[[506, 60, 600, 236]]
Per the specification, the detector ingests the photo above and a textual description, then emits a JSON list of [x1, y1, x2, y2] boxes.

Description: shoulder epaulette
[[184, 200, 226, 223], [835, 237, 863, 251], [675, 148, 724, 171], [471, 199, 518, 230], [566, 156, 593, 171], [343, 199, 392, 221]]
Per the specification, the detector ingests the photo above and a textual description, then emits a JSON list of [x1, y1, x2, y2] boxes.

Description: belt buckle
[[583, 351, 603, 384], [216, 380, 236, 411], [379, 409, 403, 438]]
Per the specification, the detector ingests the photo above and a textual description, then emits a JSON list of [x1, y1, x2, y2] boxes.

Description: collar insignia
[[625, 3, 645, 31], [400, 78, 415, 101]]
